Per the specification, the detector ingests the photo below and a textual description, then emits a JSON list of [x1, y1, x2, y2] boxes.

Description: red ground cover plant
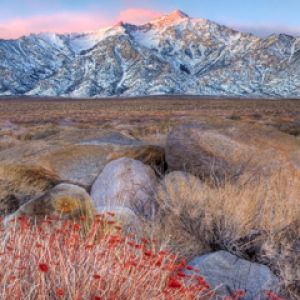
[[0, 214, 282, 300]]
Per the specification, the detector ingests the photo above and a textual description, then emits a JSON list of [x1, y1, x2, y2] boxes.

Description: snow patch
[[69, 26, 126, 54], [38, 33, 66, 50]]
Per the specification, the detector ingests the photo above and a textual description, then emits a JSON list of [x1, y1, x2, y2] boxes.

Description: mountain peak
[[151, 9, 190, 27], [169, 10, 189, 19]]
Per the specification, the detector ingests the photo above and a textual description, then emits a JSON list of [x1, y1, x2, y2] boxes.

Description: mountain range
[[0, 10, 300, 98]]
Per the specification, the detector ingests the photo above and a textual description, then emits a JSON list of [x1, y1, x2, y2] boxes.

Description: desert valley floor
[[1, 96, 300, 125]]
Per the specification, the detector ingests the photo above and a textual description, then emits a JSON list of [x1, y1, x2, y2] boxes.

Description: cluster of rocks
[[2, 122, 296, 298]]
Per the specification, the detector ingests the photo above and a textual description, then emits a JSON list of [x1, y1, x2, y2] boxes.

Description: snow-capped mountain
[[1, 10, 300, 98]]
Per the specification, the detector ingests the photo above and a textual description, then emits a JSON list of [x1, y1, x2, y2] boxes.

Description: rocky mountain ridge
[[0, 10, 300, 98]]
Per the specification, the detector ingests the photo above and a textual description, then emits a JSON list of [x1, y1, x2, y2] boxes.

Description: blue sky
[[0, 0, 300, 38]]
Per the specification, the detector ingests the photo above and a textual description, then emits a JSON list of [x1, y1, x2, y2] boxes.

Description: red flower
[[73, 224, 81, 231], [85, 244, 94, 250], [38, 263, 49, 273], [144, 250, 152, 257], [127, 241, 135, 247], [167, 278, 182, 289], [56, 288, 65, 297], [130, 261, 137, 267], [177, 271, 186, 278], [6, 246, 13, 252], [265, 291, 284, 300], [141, 238, 148, 244], [186, 265, 194, 270], [17, 216, 27, 222], [36, 243, 43, 249], [94, 296, 102, 300], [155, 257, 163, 267], [93, 274, 101, 280], [234, 289, 246, 299]]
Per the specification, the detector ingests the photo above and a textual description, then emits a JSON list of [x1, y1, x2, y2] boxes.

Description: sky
[[0, 0, 300, 39]]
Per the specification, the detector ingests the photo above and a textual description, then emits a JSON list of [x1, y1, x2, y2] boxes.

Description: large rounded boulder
[[91, 157, 157, 218]]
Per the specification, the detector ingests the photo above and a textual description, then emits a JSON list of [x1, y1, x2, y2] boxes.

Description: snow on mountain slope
[[0, 10, 300, 98], [67, 26, 126, 54]]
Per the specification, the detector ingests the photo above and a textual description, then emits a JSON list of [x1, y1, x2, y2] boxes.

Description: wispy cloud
[[0, 13, 109, 39], [0, 8, 162, 39]]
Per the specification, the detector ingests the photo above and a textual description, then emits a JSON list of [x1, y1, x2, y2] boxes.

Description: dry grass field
[[1, 96, 300, 125]]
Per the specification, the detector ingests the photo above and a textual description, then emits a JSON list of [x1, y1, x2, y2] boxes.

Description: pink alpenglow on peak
[[151, 10, 190, 28], [169, 10, 190, 19]]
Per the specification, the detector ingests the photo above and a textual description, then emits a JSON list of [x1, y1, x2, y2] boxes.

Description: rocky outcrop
[[187, 250, 280, 299], [0, 11, 300, 98], [91, 158, 157, 218]]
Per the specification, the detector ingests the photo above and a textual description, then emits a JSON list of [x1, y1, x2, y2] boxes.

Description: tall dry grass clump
[[154, 169, 300, 299]]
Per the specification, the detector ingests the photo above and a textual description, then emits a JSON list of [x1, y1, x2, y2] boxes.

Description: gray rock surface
[[187, 250, 280, 300], [1, 10, 300, 98], [78, 132, 142, 146], [91, 157, 157, 218]]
